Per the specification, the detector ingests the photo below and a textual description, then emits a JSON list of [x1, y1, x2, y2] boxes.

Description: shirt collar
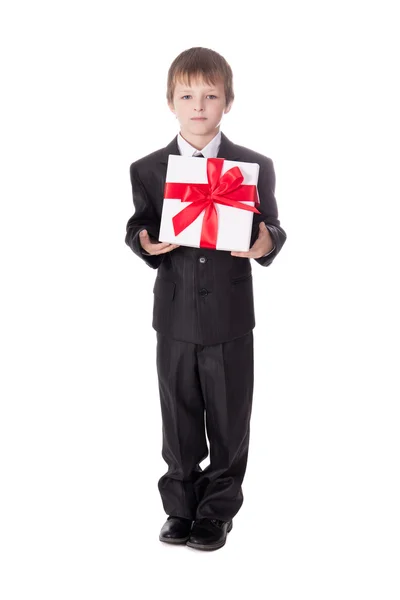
[[177, 130, 222, 158]]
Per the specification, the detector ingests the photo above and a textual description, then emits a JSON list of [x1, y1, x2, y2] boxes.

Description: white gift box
[[159, 155, 260, 252]]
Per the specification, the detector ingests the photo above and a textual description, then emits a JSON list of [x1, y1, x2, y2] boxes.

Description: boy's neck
[[179, 128, 220, 151]]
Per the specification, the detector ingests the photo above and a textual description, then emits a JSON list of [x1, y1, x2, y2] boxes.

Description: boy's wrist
[[262, 245, 275, 257]]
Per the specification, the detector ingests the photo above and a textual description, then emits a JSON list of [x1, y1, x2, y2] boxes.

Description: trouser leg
[[156, 332, 208, 520], [194, 331, 254, 521]]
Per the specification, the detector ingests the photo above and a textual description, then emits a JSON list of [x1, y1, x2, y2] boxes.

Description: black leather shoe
[[159, 516, 193, 544], [186, 518, 233, 551]]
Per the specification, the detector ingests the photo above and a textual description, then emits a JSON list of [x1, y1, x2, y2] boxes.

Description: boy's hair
[[167, 47, 234, 108]]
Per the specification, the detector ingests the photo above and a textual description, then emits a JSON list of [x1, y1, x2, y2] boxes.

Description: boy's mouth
[[191, 117, 207, 121]]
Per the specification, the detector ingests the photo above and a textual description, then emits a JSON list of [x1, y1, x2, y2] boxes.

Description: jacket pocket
[[230, 273, 252, 285], [153, 277, 176, 301]]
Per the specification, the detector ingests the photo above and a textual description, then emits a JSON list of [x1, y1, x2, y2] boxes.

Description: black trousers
[[156, 330, 254, 522]]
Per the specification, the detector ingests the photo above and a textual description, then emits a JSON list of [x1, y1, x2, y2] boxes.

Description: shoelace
[[210, 519, 225, 527]]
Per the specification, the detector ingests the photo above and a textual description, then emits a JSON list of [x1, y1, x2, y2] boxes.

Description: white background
[[1, 1, 399, 599]]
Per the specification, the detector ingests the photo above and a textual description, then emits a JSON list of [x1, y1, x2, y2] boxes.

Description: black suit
[[125, 132, 286, 521]]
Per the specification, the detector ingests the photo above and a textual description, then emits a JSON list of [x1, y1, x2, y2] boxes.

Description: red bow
[[163, 157, 261, 249]]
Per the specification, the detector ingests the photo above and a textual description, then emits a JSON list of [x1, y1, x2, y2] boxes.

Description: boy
[[125, 47, 287, 551]]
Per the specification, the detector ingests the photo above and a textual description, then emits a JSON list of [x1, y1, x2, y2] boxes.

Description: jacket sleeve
[[250, 157, 287, 267], [125, 164, 164, 269]]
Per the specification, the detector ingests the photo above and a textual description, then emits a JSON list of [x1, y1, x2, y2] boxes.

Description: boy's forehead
[[174, 76, 223, 91]]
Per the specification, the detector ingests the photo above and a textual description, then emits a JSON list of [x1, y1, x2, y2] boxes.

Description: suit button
[[199, 256, 207, 263], [199, 288, 208, 296]]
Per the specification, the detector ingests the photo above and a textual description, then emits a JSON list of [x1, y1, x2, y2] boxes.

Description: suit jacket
[[125, 131, 287, 345]]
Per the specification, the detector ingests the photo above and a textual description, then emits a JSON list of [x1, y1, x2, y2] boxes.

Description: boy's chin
[[183, 123, 217, 135]]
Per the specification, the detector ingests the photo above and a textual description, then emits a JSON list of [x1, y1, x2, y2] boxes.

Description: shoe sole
[[186, 521, 233, 551], [159, 534, 190, 544]]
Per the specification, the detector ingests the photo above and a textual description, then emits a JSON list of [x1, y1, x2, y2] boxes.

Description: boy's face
[[168, 76, 232, 139]]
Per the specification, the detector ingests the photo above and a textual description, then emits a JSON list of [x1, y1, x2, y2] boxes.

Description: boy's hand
[[230, 222, 274, 259], [139, 229, 180, 255]]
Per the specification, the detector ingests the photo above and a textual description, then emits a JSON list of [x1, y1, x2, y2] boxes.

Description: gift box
[[158, 155, 261, 252]]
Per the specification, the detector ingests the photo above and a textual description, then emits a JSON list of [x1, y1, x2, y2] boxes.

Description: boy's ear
[[224, 102, 233, 114], [168, 101, 176, 115]]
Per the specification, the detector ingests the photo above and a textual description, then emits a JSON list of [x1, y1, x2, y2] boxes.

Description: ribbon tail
[[213, 196, 261, 214], [200, 203, 218, 249], [172, 200, 207, 236]]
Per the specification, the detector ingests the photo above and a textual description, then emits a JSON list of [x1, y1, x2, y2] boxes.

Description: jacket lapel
[[158, 131, 242, 164], [216, 131, 242, 161]]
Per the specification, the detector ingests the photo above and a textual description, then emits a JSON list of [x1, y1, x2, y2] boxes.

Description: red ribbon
[[164, 157, 261, 249]]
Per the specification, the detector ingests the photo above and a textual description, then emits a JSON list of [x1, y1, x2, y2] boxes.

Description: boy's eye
[[181, 95, 217, 100]]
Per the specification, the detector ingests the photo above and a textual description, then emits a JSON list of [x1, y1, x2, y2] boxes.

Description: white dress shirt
[[177, 130, 222, 158], [177, 131, 275, 257]]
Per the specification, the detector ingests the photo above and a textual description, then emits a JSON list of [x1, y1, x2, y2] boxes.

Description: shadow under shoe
[[159, 516, 193, 544], [186, 518, 233, 551]]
